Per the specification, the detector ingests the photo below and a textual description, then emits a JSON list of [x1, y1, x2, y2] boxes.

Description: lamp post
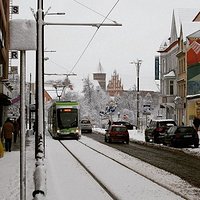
[[130, 59, 142, 129]]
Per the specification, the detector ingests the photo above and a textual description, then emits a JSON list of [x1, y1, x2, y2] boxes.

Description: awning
[[0, 93, 12, 106]]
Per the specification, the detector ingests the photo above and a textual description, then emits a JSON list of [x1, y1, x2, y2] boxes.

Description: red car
[[105, 125, 129, 144]]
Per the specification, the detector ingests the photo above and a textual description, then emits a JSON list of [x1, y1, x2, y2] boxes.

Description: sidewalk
[[0, 133, 35, 200]]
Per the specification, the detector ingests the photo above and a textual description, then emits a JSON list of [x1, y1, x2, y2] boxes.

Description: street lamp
[[130, 59, 142, 129]]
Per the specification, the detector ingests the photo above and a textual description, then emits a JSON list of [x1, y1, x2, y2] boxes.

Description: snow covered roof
[[163, 71, 176, 78], [187, 94, 200, 99], [187, 29, 200, 38], [182, 22, 200, 40]]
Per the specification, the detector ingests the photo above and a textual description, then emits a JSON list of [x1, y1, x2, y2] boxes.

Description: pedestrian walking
[[193, 116, 200, 132], [108, 120, 112, 129], [0, 138, 4, 157], [13, 119, 20, 143], [1, 118, 14, 152]]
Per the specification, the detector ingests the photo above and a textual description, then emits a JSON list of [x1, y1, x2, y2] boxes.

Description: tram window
[[57, 109, 78, 128], [52, 110, 56, 125]]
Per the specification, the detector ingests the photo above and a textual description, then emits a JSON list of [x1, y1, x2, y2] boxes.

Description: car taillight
[[156, 127, 164, 132], [175, 132, 181, 138]]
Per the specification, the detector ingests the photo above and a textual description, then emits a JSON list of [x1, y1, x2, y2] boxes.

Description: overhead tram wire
[[46, 58, 71, 71], [71, 0, 117, 23], [69, 0, 120, 74]]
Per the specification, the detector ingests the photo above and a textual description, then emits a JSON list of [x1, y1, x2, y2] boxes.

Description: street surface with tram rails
[[45, 134, 200, 200]]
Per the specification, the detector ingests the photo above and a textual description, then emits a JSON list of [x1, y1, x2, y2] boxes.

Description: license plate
[[184, 135, 192, 138]]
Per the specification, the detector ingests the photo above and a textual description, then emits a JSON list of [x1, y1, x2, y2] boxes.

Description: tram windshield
[[57, 108, 78, 129]]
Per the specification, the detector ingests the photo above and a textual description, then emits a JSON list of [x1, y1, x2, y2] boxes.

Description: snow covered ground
[[0, 129, 200, 200]]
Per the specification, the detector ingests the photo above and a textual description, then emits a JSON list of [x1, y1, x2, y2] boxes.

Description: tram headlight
[[76, 128, 79, 133]]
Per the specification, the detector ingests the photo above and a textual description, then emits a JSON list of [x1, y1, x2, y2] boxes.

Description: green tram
[[48, 101, 81, 139]]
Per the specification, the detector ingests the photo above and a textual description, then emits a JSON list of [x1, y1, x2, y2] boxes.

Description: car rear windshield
[[112, 127, 127, 132], [177, 127, 196, 133], [158, 121, 176, 127]]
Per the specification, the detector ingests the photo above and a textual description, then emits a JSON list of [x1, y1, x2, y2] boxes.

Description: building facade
[[107, 70, 123, 96], [176, 24, 187, 125], [0, 0, 12, 127], [158, 9, 200, 125], [186, 30, 200, 125], [158, 11, 178, 121]]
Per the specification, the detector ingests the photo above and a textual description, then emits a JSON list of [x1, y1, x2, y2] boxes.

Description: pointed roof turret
[[170, 10, 178, 44], [97, 61, 104, 73]]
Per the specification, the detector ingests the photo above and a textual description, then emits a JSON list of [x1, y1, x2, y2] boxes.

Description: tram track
[[58, 138, 190, 200], [77, 140, 188, 199], [59, 140, 118, 200]]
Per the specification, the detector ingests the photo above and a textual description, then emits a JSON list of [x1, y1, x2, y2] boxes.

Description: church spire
[[170, 10, 178, 44], [97, 61, 103, 72]]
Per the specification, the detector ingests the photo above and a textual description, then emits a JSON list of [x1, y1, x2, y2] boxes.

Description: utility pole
[[130, 59, 142, 129], [29, 73, 32, 129]]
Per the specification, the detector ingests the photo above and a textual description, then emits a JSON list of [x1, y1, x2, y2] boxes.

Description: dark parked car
[[145, 119, 177, 143], [112, 121, 135, 130], [80, 119, 92, 133], [163, 126, 199, 148], [105, 124, 129, 144]]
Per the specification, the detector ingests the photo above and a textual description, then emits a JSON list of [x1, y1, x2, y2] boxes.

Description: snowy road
[[45, 136, 186, 200]]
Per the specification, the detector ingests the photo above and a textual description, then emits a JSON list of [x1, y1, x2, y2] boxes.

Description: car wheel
[[170, 139, 176, 147], [194, 141, 199, 148], [109, 137, 112, 143], [126, 140, 129, 144], [162, 141, 167, 146], [104, 136, 107, 142]]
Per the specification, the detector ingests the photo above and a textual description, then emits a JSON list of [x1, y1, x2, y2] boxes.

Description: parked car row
[[145, 119, 199, 148], [80, 118, 199, 148], [144, 119, 177, 143]]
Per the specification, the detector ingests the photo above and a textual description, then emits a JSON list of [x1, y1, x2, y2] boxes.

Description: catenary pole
[[130, 60, 142, 129], [36, 0, 44, 158], [29, 73, 32, 129], [136, 60, 142, 129], [20, 50, 26, 200]]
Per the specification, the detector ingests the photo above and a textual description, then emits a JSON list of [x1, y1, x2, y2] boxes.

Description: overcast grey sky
[[12, 0, 200, 92]]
